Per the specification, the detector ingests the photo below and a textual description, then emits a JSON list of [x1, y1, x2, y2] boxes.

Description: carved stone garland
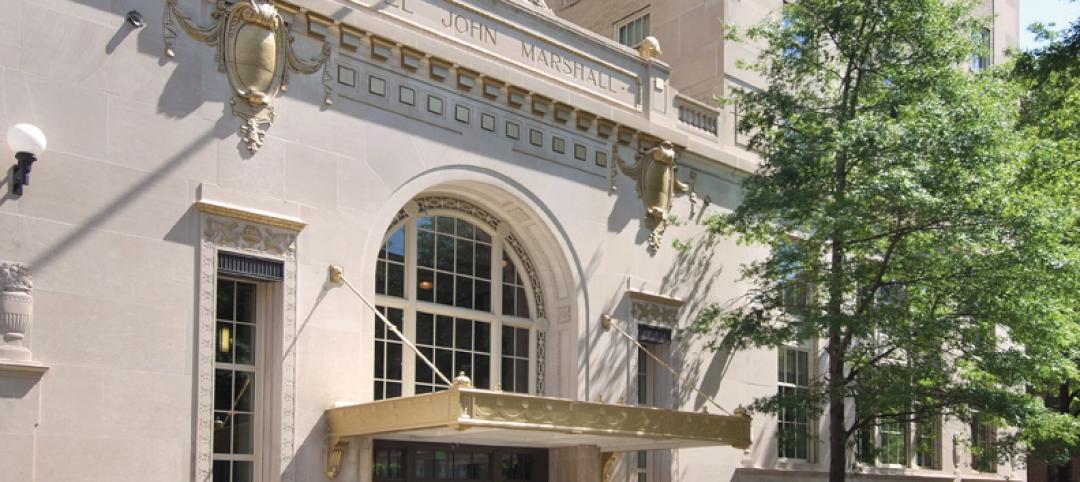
[[612, 141, 692, 255], [198, 215, 299, 482], [163, 0, 333, 152], [390, 196, 547, 394]]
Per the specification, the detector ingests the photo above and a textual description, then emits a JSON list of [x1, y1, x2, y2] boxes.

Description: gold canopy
[[325, 386, 752, 479]]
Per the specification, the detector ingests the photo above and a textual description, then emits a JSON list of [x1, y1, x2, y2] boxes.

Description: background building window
[[214, 279, 261, 482], [615, 12, 650, 47], [778, 346, 811, 460], [915, 415, 941, 469], [373, 211, 537, 398], [971, 416, 997, 472], [971, 27, 992, 71]]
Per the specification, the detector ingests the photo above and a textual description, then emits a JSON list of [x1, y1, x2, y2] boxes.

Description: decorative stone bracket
[[163, 0, 333, 152], [612, 141, 694, 254]]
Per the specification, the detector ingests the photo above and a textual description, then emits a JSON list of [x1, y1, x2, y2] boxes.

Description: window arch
[[373, 197, 546, 400]]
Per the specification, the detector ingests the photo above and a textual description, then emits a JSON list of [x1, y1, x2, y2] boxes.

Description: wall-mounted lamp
[[6, 124, 47, 197], [125, 10, 145, 29]]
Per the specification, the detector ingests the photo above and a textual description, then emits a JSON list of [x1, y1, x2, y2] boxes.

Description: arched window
[[374, 211, 537, 400]]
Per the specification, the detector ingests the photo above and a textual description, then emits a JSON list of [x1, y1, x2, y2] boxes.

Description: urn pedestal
[[0, 290, 32, 361]]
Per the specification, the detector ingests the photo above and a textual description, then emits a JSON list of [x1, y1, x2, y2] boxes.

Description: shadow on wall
[[0, 375, 38, 400]]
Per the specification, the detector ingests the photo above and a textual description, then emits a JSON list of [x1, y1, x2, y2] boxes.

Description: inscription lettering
[[364, 0, 633, 104], [441, 11, 497, 46], [383, 0, 414, 14], [521, 43, 616, 93]]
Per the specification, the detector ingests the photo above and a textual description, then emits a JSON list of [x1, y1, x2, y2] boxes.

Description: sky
[[1019, 0, 1080, 49]]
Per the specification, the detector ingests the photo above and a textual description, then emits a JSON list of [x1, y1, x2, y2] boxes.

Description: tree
[[694, 1, 1080, 481], [1012, 11, 1080, 482]]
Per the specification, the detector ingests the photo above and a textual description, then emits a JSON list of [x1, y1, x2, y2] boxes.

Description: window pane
[[387, 344, 403, 380], [233, 371, 254, 412], [515, 287, 529, 317], [454, 451, 470, 479], [474, 354, 490, 389], [475, 244, 491, 279], [418, 231, 435, 268], [387, 263, 404, 298], [217, 280, 235, 321], [474, 323, 491, 352], [436, 316, 454, 347], [235, 282, 255, 323], [473, 452, 490, 480], [375, 342, 384, 379], [475, 280, 491, 312], [436, 349, 453, 380], [515, 360, 528, 393], [437, 216, 456, 234], [501, 358, 514, 391], [216, 322, 233, 363], [515, 327, 529, 357], [435, 450, 451, 479], [387, 229, 405, 260], [456, 277, 474, 309], [417, 348, 434, 384], [502, 327, 515, 355], [437, 234, 455, 272], [375, 262, 387, 295], [436, 272, 455, 306], [214, 369, 232, 410], [235, 324, 255, 365], [386, 381, 401, 398], [213, 460, 230, 482], [418, 269, 435, 302], [456, 240, 474, 276], [456, 318, 473, 350], [456, 351, 473, 379], [417, 313, 434, 345], [502, 288, 515, 317], [233, 461, 253, 482], [233, 413, 253, 454], [213, 412, 231, 453], [416, 450, 433, 478]]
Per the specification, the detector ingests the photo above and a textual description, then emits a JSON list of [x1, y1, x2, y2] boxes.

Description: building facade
[[0, 1, 1021, 482]]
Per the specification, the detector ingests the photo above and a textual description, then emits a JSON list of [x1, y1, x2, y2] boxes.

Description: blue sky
[[1020, 0, 1080, 49]]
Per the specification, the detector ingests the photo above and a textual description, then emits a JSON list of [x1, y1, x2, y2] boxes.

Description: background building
[[0, 0, 1021, 481]]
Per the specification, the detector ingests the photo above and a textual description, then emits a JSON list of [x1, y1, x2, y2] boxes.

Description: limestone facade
[[0, 0, 1022, 481]]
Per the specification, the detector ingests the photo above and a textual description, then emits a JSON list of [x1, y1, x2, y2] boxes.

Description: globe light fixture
[[6, 123, 47, 196]]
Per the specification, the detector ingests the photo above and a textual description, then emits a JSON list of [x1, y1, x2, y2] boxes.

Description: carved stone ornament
[[164, 0, 333, 152], [639, 36, 662, 60], [613, 141, 691, 254], [0, 262, 33, 361]]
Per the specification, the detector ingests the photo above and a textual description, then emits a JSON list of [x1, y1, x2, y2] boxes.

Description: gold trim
[[326, 388, 752, 477], [627, 290, 684, 307], [194, 201, 307, 232]]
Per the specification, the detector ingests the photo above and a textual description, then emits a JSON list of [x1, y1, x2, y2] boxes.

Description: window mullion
[[491, 239, 505, 389]]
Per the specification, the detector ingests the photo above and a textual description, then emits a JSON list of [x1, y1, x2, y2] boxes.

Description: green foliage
[[1011, 11, 1080, 470], [695, 0, 1080, 477]]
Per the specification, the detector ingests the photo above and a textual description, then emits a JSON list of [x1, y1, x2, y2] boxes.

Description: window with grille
[[373, 212, 537, 398], [213, 279, 262, 482], [777, 346, 811, 460], [615, 12, 650, 48]]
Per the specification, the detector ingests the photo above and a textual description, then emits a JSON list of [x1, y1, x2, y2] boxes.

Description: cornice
[[194, 200, 307, 232]]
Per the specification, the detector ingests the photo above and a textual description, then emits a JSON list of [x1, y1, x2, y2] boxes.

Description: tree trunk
[[828, 326, 846, 482]]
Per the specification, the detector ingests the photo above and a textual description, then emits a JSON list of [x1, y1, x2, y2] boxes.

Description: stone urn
[[0, 262, 32, 361]]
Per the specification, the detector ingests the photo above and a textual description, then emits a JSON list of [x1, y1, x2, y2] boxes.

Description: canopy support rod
[[331, 265, 453, 387], [601, 314, 731, 416]]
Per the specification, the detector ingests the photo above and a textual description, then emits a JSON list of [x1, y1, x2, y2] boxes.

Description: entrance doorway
[[373, 441, 548, 482]]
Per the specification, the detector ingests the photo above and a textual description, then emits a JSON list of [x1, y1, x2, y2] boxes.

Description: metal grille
[[637, 324, 671, 344], [218, 251, 284, 281]]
